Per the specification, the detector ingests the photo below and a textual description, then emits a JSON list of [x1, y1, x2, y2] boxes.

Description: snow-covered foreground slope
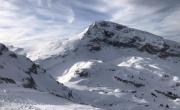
[[39, 21, 180, 110], [0, 43, 100, 110], [0, 43, 74, 99], [0, 86, 101, 110]]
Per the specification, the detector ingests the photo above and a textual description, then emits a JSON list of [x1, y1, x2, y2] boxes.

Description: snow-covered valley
[[1, 21, 180, 110]]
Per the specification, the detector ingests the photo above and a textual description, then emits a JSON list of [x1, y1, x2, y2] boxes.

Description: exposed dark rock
[[98, 21, 110, 27], [50, 90, 73, 99], [155, 90, 180, 100], [114, 76, 145, 88], [0, 44, 8, 56], [0, 44, 8, 52], [151, 92, 157, 98], [159, 51, 180, 58], [88, 39, 102, 51], [91, 46, 101, 51], [144, 104, 149, 107], [159, 52, 170, 58], [75, 70, 89, 77], [87, 36, 180, 58], [22, 77, 36, 89], [131, 90, 137, 93], [50, 92, 63, 98], [103, 30, 114, 38], [115, 25, 126, 30], [123, 29, 130, 33], [166, 104, 169, 108], [133, 36, 143, 42], [9, 53, 17, 58], [140, 43, 161, 54], [0, 76, 16, 84], [109, 68, 116, 71], [160, 104, 163, 107], [26, 63, 39, 75], [88, 44, 101, 51], [68, 90, 73, 98], [175, 82, 180, 87]]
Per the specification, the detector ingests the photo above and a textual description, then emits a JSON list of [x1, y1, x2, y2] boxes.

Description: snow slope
[[0, 85, 101, 110], [39, 21, 180, 110], [0, 43, 104, 110], [0, 43, 75, 100]]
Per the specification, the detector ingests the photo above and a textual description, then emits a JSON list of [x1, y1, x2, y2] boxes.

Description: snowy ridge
[[0, 43, 75, 100]]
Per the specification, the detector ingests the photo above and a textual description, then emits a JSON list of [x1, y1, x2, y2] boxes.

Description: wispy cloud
[[0, 0, 179, 48], [111, 0, 180, 41]]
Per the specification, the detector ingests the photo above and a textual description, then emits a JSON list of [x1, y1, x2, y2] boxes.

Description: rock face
[[82, 21, 180, 58], [0, 43, 74, 100]]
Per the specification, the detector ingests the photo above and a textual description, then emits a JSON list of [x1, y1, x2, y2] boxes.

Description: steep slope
[[39, 21, 180, 110], [82, 21, 180, 58], [0, 43, 74, 100], [0, 85, 100, 110], [40, 21, 180, 78], [0, 43, 104, 109]]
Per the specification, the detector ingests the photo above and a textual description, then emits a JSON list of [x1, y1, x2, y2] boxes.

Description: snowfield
[[0, 86, 101, 110], [1, 21, 180, 110]]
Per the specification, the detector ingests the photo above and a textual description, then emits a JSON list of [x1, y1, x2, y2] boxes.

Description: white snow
[[0, 86, 101, 110], [1, 21, 180, 110], [38, 21, 180, 110]]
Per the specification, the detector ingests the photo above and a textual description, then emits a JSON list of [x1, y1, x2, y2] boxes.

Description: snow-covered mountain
[[83, 21, 180, 58], [0, 43, 102, 110], [1, 21, 180, 110], [39, 21, 180, 110], [40, 21, 180, 78], [0, 43, 77, 100]]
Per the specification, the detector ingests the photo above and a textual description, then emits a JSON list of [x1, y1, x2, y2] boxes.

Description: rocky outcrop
[[114, 76, 145, 88], [0, 76, 16, 84], [83, 21, 180, 58], [0, 43, 75, 100]]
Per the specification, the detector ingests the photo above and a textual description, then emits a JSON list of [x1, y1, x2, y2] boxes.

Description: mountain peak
[[85, 20, 164, 46], [81, 21, 180, 58], [93, 20, 127, 29]]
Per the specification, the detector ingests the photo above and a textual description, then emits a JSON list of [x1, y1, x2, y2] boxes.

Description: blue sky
[[0, 0, 180, 46]]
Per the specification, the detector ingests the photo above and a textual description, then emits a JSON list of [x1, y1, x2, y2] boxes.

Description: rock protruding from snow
[[0, 43, 8, 55], [82, 21, 180, 58], [61, 59, 180, 109], [0, 43, 74, 100]]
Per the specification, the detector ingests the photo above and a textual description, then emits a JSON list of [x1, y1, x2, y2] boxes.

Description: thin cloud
[[110, 0, 180, 41], [0, 0, 179, 48]]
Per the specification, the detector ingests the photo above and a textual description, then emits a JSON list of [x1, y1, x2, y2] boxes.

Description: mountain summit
[[82, 21, 180, 58]]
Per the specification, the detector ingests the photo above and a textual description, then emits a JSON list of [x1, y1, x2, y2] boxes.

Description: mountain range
[[1, 21, 180, 110]]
